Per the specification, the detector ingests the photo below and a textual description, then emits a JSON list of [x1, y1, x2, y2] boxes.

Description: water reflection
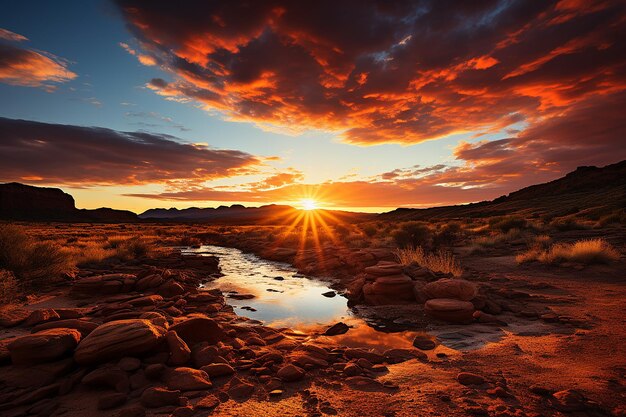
[[182, 245, 351, 327]]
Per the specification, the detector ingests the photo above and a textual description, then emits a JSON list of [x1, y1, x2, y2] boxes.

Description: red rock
[[363, 262, 403, 276], [97, 392, 127, 410], [165, 367, 212, 391], [457, 372, 486, 385], [166, 330, 191, 366], [172, 406, 195, 417], [228, 377, 255, 399], [9, 328, 81, 365], [424, 298, 475, 324], [140, 387, 182, 408], [83, 366, 130, 392], [552, 389, 587, 412], [158, 280, 185, 297], [128, 294, 163, 307], [324, 322, 350, 336], [421, 279, 478, 301], [196, 394, 220, 409], [32, 319, 98, 337], [344, 348, 385, 364], [363, 274, 416, 305], [345, 376, 384, 390], [200, 363, 235, 377], [24, 309, 60, 327], [144, 363, 166, 379], [277, 364, 306, 382], [0, 307, 30, 327], [191, 345, 220, 367], [118, 405, 147, 417], [383, 348, 427, 363], [74, 319, 167, 365], [118, 357, 141, 372], [170, 317, 225, 347], [412, 335, 436, 350]]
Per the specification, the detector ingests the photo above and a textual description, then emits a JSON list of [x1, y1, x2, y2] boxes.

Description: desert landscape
[[1, 1, 625, 416]]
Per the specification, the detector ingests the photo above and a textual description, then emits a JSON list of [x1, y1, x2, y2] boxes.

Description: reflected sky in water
[[183, 245, 352, 327]]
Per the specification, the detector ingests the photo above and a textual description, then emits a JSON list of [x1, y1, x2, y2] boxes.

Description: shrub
[[433, 222, 462, 247], [0, 225, 72, 287], [392, 221, 431, 248], [516, 238, 620, 265], [395, 246, 462, 277], [0, 269, 19, 303], [549, 216, 588, 231], [489, 216, 527, 233], [360, 224, 378, 238]]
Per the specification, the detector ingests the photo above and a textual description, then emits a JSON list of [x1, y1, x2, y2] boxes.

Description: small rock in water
[[229, 293, 255, 300], [322, 291, 336, 298], [240, 306, 257, 312], [266, 289, 283, 293], [274, 276, 285, 281], [412, 335, 436, 350], [324, 322, 350, 336]]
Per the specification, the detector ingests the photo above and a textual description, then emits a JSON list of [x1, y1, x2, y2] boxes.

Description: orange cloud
[[0, 29, 76, 89], [115, 0, 625, 145]]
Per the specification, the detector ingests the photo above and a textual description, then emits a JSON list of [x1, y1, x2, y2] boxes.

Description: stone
[[118, 357, 141, 372], [192, 345, 220, 367], [145, 363, 166, 379], [228, 377, 255, 399], [98, 393, 127, 410], [421, 278, 478, 301], [344, 348, 385, 364], [457, 372, 486, 385], [9, 328, 81, 365], [424, 298, 475, 324], [170, 317, 225, 347], [32, 319, 99, 337], [74, 319, 167, 365], [322, 291, 336, 297], [157, 280, 186, 297], [343, 363, 361, 376], [200, 363, 235, 377], [140, 387, 182, 408], [412, 335, 436, 350], [324, 322, 350, 336], [166, 367, 212, 391], [24, 309, 60, 327], [172, 406, 195, 417], [363, 262, 403, 277], [118, 406, 146, 417], [196, 394, 220, 409], [277, 364, 306, 382], [83, 366, 130, 392], [345, 376, 384, 390], [552, 389, 587, 412], [0, 307, 30, 327], [166, 330, 191, 365], [363, 274, 416, 305], [383, 348, 427, 363]]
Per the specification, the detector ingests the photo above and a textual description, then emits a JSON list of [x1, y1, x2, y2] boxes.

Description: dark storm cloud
[[0, 117, 265, 186]]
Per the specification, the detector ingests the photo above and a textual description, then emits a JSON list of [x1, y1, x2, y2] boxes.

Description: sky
[[0, 0, 624, 213]]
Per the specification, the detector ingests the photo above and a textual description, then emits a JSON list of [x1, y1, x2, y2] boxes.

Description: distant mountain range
[[1, 160, 624, 223], [379, 160, 626, 221]]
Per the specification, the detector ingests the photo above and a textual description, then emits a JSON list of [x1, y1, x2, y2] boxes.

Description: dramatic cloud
[[0, 117, 265, 186], [116, 0, 625, 145], [0, 28, 76, 89], [125, 90, 626, 208]]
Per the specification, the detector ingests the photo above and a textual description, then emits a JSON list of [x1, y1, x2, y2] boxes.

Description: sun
[[300, 199, 318, 211]]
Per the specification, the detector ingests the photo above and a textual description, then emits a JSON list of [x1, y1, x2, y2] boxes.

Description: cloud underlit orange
[[116, 0, 625, 145]]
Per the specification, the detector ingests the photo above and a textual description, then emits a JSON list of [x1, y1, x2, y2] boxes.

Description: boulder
[[424, 298, 475, 324], [32, 319, 99, 337], [324, 322, 350, 336], [200, 363, 235, 377], [74, 319, 167, 365], [421, 279, 477, 301], [24, 309, 60, 326], [83, 366, 130, 392], [9, 328, 81, 365], [363, 274, 415, 305], [0, 307, 30, 327], [457, 372, 486, 385], [363, 262, 403, 277], [166, 330, 191, 366], [277, 364, 306, 382], [140, 387, 182, 408], [165, 367, 212, 391], [412, 335, 436, 350], [170, 317, 225, 347]]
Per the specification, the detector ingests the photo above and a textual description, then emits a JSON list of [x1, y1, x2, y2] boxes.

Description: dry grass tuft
[[516, 238, 620, 265], [395, 246, 463, 277]]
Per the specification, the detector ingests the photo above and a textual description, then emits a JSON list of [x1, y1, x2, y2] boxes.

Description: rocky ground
[[0, 232, 625, 417]]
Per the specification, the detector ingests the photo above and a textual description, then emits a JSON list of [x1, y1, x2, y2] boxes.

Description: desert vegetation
[[395, 245, 463, 276], [516, 238, 620, 265]]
